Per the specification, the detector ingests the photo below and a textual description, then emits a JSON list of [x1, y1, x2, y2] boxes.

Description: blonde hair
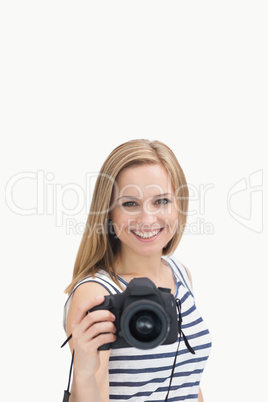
[[65, 139, 189, 294]]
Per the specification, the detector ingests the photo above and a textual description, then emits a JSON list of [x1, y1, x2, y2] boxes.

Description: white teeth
[[132, 229, 161, 239]]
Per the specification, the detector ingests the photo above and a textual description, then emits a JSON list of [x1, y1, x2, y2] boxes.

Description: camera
[[90, 277, 178, 350]]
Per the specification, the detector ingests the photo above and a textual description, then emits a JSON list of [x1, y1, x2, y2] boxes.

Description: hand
[[71, 296, 117, 380]]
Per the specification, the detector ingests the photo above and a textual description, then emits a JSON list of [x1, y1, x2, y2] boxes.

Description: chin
[[128, 243, 166, 257]]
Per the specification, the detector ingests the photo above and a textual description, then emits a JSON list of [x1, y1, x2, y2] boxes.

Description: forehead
[[114, 164, 174, 196]]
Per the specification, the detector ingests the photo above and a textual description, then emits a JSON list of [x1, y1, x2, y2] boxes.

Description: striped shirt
[[63, 256, 212, 401]]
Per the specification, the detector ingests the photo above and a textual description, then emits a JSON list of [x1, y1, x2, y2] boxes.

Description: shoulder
[[70, 280, 111, 308], [63, 270, 120, 331], [183, 265, 193, 288], [164, 255, 194, 292], [64, 280, 110, 333], [63, 270, 122, 332], [71, 269, 122, 297]]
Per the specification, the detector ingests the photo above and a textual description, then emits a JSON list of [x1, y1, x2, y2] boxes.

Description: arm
[[198, 387, 204, 402], [66, 282, 116, 402], [183, 264, 193, 289], [183, 265, 204, 402]]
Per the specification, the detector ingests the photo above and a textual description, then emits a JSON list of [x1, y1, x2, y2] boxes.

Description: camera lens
[[136, 315, 154, 334], [129, 310, 162, 342], [121, 300, 170, 349]]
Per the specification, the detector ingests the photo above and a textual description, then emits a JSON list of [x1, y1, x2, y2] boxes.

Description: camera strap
[[165, 298, 195, 401], [176, 298, 195, 355], [61, 349, 74, 402]]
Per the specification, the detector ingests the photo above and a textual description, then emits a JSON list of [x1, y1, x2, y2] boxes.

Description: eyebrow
[[117, 193, 174, 201]]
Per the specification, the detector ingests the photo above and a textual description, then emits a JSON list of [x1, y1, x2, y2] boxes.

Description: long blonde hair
[[65, 139, 189, 294]]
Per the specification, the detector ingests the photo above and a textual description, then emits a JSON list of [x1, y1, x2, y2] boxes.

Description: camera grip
[[98, 342, 112, 351]]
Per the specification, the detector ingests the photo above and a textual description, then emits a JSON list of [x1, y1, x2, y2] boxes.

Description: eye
[[122, 201, 138, 207], [155, 198, 171, 205]]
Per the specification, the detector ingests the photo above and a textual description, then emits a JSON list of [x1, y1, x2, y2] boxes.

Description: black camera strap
[[176, 298, 195, 355], [61, 349, 74, 402], [164, 298, 195, 401]]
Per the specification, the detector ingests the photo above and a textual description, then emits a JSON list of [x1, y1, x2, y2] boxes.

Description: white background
[[0, 1, 267, 401]]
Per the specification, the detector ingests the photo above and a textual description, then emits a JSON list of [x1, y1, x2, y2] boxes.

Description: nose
[[135, 204, 158, 227]]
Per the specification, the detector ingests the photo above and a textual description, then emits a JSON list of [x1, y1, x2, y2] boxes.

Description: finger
[[90, 332, 117, 351], [72, 296, 105, 326], [83, 321, 117, 342], [72, 310, 116, 343], [71, 302, 116, 347]]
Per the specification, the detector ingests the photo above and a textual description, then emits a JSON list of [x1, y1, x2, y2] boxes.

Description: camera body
[[90, 277, 178, 350]]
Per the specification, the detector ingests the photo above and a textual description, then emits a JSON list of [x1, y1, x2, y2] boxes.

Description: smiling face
[[109, 163, 179, 257]]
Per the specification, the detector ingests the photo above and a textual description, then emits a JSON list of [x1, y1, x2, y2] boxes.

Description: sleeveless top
[[63, 256, 212, 401]]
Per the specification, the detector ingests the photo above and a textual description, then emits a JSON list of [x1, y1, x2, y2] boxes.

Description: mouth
[[130, 228, 163, 240]]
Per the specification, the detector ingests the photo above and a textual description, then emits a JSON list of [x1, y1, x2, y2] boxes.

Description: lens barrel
[[120, 300, 170, 349]]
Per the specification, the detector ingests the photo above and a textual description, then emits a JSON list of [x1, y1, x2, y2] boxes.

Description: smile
[[131, 228, 163, 239]]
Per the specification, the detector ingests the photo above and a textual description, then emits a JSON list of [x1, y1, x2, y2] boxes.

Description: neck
[[114, 247, 164, 279]]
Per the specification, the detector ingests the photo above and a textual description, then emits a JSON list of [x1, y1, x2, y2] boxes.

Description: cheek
[[110, 208, 130, 229], [167, 214, 179, 235]]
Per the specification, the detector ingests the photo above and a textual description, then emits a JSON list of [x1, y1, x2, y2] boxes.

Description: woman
[[63, 139, 212, 401]]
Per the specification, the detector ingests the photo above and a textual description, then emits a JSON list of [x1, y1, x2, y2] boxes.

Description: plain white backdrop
[[1, 1, 267, 401]]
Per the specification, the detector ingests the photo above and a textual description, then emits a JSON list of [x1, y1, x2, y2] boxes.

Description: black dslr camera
[[90, 277, 178, 350]]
